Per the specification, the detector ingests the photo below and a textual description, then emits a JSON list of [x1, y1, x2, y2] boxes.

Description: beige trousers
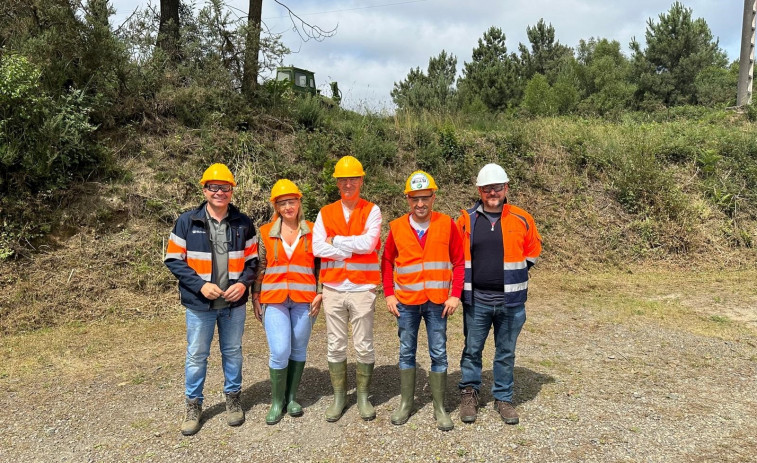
[[322, 286, 376, 364]]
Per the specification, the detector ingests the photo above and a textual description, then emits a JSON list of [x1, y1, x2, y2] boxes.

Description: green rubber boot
[[356, 362, 376, 421], [265, 367, 287, 425], [325, 360, 347, 422], [390, 368, 416, 425], [285, 360, 306, 417], [429, 371, 454, 431]]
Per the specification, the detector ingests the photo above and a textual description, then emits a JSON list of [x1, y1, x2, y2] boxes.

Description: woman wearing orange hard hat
[[252, 179, 321, 425]]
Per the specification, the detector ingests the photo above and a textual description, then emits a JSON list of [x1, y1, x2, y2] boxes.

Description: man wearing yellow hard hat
[[312, 155, 382, 422], [164, 163, 259, 436], [381, 171, 464, 431]]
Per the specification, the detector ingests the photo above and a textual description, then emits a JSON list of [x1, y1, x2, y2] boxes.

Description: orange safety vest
[[456, 203, 542, 306], [319, 199, 381, 285], [259, 220, 317, 303], [389, 211, 453, 305]]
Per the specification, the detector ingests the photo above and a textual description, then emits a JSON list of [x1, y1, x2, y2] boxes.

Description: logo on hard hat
[[410, 173, 430, 191]]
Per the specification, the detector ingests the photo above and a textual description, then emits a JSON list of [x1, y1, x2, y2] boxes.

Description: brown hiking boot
[[226, 390, 245, 426], [494, 400, 519, 425], [459, 387, 478, 423], [181, 398, 202, 436]]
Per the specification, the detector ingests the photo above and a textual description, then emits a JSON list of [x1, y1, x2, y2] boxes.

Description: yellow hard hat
[[200, 163, 236, 186], [270, 179, 303, 202], [404, 170, 438, 194], [332, 155, 366, 178]]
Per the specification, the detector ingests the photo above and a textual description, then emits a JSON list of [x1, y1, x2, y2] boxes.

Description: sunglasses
[[204, 184, 233, 193], [276, 199, 300, 207], [480, 184, 505, 193]]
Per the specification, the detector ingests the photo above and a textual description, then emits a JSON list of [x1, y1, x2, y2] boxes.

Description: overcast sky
[[110, 0, 748, 112]]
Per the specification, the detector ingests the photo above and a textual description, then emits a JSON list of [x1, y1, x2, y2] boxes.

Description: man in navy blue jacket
[[165, 163, 258, 436]]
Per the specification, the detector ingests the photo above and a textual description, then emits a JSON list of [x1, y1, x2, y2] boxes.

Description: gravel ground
[[2, 272, 757, 462]]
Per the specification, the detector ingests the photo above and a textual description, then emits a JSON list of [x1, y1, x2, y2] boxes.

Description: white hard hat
[[476, 163, 509, 186]]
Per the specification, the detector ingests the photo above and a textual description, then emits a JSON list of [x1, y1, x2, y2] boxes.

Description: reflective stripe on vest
[[319, 199, 381, 285], [458, 205, 541, 306], [186, 250, 212, 282], [259, 220, 317, 303], [389, 212, 453, 305], [164, 232, 187, 261]]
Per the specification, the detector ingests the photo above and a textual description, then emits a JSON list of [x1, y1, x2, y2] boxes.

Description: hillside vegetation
[[1, 106, 756, 334]]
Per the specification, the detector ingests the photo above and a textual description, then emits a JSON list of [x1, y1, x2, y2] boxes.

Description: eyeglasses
[[480, 184, 506, 193], [336, 177, 361, 185], [407, 195, 434, 204], [204, 184, 233, 193], [275, 199, 300, 207]]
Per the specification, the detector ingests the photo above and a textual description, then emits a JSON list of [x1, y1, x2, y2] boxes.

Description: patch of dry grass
[[529, 269, 757, 339]]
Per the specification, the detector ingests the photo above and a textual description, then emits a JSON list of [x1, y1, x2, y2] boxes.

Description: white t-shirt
[[409, 215, 430, 239]]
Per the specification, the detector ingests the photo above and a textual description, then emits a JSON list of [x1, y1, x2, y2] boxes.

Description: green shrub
[[436, 124, 464, 161], [416, 144, 442, 172], [0, 54, 102, 194], [352, 132, 397, 170], [293, 94, 324, 131], [521, 74, 556, 116]]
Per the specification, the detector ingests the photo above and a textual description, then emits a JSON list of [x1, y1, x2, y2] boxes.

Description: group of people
[[164, 156, 542, 436]]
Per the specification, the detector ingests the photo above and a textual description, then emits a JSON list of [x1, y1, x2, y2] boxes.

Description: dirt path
[[2, 270, 756, 462]]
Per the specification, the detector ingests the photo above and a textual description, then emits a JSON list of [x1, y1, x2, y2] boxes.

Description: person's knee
[[355, 342, 375, 364]]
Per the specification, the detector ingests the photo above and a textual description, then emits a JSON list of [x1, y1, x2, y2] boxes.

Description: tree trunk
[[242, 0, 262, 97], [157, 0, 180, 62]]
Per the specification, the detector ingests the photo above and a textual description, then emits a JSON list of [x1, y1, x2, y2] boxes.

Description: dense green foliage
[[395, 3, 737, 115], [630, 1, 728, 107], [391, 51, 457, 113], [0, 54, 101, 193]]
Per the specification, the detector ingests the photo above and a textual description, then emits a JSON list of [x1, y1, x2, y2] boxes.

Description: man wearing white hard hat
[[456, 163, 542, 425], [381, 171, 464, 431]]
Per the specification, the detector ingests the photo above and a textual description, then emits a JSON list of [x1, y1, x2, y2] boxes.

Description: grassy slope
[[1, 110, 757, 334]]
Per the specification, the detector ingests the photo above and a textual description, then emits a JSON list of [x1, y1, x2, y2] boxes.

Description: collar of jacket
[[268, 217, 312, 238], [467, 198, 509, 216], [189, 201, 244, 225]]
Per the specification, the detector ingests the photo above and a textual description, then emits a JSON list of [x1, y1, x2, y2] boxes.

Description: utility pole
[[737, 0, 757, 106]]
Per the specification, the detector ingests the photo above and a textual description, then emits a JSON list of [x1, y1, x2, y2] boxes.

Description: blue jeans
[[185, 305, 246, 402], [459, 302, 526, 402], [263, 299, 315, 369], [397, 301, 448, 373]]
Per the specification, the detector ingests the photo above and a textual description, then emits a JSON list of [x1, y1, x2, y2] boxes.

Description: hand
[[310, 294, 323, 317], [326, 236, 334, 246], [442, 296, 460, 318], [223, 283, 247, 303], [201, 283, 224, 300], [385, 295, 400, 317], [252, 292, 262, 322]]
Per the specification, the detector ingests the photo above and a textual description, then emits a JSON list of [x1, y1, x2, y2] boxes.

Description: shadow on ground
[[199, 362, 555, 425], [448, 366, 555, 407]]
